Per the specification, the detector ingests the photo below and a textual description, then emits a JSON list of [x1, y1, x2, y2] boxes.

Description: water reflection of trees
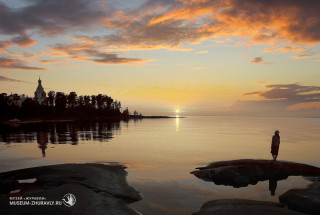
[[0, 121, 121, 146]]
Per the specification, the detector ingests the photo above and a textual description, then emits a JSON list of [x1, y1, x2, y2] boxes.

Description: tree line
[[0, 91, 141, 120]]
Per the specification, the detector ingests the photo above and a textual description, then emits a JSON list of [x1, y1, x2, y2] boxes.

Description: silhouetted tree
[[48, 91, 55, 106], [113, 100, 121, 113], [84, 96, 91, 108], [55, 92, 67, 113], [106, 96, 113, 110], [78, 96, 84, 108], [67, 92, 77, 109], [96, 94, 103, 110], [91, 95, 96, 109], [0, 93, 9, 118], [0, 90, 140, 119], [123, 107, 130, 116], [22, 98, 37, 116]]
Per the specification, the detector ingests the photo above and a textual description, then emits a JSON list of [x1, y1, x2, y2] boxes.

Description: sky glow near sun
[[0, 0, 320, 116]]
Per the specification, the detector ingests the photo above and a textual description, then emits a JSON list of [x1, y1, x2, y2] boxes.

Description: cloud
[[1, 0, 320, 67], [233, 83, 320, 116], [11, 35, 35, 47], [132, 0, 320, 45], [0, 57, 45, 70], [250, 57, 270, 64], [39, 59, 66, 64], [242, 91, 261, 96], [293, 54, 317, 59], [1, 0, 320, 49], [264, 46, 307, 53], [0, 76, 30, 83], [195, 51, 208, 54], [246, 84, 320, 100], [51, 43, 149, 65], [0, 40, 13, 50], [0, 0, 110, 36], [67, 0, 320, 51]]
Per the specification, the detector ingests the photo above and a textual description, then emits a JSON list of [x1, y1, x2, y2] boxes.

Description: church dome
[[34, 77, 46, 104]]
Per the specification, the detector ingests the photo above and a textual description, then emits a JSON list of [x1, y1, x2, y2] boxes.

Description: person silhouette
[[271, 130, 280, 161]]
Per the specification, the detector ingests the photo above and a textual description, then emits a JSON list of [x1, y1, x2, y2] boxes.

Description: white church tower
[[34, 77, 46, 105]]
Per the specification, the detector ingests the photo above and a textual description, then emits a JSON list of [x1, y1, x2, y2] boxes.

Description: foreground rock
[[279, 181, 320, 215], [193, 199, 305, 215], [0, 163, 142, 215], [191, 159, 320, 188]]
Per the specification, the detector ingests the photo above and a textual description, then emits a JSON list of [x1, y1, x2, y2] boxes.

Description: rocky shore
[[279, 181, 320, 215], [192, 159, 320, 215], [192, 159, 320, 188], [0, 163, 142, 215]]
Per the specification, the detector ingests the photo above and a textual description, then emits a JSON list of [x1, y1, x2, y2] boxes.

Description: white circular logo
[[62, 193, 76, 207]]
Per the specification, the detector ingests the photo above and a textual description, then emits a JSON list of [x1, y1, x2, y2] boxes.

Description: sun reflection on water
[[176, 115, 180, 131]]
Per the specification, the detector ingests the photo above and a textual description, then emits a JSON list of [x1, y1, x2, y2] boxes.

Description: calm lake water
[[1, 116, 320, 214]]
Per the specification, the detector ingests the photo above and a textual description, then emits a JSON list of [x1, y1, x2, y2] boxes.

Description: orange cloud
[[1, 0, 320, 68], [293, 54, 317, 59], [264, 46, 307, 53], [81, 0, 320, 53], [0, 40, 13, 50], [195, 51, 208, 54], [51, 43, 150, 65], [39, 59, 67, 64], [0, 57, 45, 70]]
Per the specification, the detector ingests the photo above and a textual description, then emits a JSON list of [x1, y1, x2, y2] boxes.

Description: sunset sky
[[0, 0, 319, 116]]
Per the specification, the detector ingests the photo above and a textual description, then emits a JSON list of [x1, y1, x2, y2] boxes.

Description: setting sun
[[175, 109, 180, 113]]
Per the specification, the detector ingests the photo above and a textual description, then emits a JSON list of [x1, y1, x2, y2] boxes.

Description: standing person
[[271, 130, 280, 161]]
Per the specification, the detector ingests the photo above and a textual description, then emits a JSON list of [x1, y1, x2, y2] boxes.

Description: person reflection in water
[[37, 130, 48, 157], [39, 142, 47, 157], [271, 130, 280, 161], [269, 178, 278, 196]]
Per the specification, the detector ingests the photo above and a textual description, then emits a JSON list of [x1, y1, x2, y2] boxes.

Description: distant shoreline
[[0, 115, 185, 125]]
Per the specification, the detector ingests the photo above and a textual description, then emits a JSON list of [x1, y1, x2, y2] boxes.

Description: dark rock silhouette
[[192, 199, 305, 215], [191, 159, 320, 188], [192, 159, 320, 215], [279, 181, 320, 215], [0, 164, 142, 215]]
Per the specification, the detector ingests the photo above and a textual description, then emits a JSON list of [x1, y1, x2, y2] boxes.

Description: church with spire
[[34, 77, 46, 105]]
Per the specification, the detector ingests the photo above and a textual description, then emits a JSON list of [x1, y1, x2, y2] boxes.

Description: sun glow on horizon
[[175, 109, 180, 113]]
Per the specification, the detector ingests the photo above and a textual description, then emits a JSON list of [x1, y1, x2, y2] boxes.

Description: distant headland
[[0, 78, 181, 124]]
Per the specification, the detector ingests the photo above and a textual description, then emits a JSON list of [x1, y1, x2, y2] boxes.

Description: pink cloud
[[0, 57, 45, 70]]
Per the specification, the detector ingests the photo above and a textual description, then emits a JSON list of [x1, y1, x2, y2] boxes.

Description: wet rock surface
[[193, 199, 306, 215], [192, 159, 320, 215], [0, 163, 142, 215], [279, 181, 320, 215], [191, 159, 320, 188]]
